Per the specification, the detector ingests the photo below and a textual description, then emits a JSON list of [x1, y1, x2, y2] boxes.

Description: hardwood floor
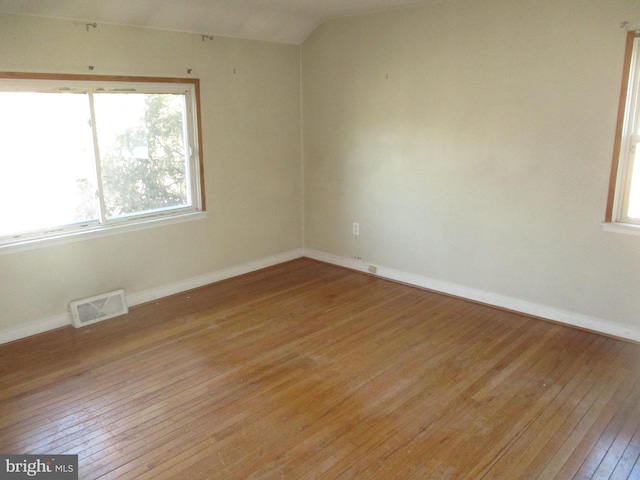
[[1, 258, 640, 479]]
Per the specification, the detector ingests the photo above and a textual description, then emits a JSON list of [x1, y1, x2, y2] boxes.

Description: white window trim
[[0, 210, 208, 255], [0, 73, 206, 252], [605, 33, 640, 234], [602, 220, 640, 236]]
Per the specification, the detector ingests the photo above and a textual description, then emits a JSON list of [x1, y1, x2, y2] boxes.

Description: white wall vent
[[70, 289, 128, 328]]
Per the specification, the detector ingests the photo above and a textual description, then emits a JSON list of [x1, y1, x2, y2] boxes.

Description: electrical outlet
[[353, 222, 359, 236], [368, 265, 377, 274]]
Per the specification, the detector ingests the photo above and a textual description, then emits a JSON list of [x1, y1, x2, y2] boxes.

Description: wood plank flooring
[[1, 258, 640, 479]]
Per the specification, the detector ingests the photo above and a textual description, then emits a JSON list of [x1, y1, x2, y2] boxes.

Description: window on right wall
[[607, 30, 640, 232]]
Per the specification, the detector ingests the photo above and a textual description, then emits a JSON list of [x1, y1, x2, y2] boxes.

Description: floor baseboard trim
[[0, 313, 71, 345], [0, 249, 305, 345], [126, 249, 305, 307], [5, 249, 636, 345], [303, 249, 640, 343]]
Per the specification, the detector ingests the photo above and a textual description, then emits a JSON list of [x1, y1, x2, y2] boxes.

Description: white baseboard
[[126, 249, 305, 307], [0, 313, 71, 345], [0, 249, 305, 345], [303, 249, 640, 343], [4, 248, 637, 345]]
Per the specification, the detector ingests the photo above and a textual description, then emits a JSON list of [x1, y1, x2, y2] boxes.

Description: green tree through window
[[0, 74, 203, 249], [97, 94, 190, 218]]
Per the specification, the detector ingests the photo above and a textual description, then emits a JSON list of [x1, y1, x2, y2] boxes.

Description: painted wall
[[3, 0, 640, 342], [302, 0, 640, 333], [0, 14, 302, 338]]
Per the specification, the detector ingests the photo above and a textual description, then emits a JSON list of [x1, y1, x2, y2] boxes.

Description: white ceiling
[[0, 0, 442, 44]]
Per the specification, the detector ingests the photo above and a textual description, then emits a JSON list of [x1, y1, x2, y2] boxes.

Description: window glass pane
[[0, 92, 97, 237], [623, 39, 640, 223], [93, 93, 190, 219], [626, 145, 640, 219]]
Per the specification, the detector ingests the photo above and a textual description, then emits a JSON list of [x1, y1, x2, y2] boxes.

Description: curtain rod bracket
[[621, 21, 640, 33]]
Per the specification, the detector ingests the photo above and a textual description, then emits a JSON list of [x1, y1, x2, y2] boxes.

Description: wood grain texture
[[1, 258, 639, 479]]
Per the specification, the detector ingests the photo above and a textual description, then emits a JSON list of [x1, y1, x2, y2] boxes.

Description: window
[[0, 73, 205, 250], [607, 31, 640, 231]]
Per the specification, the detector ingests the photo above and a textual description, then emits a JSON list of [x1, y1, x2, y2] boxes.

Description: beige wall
[[3, 0, 640, 341], [302, 0, 640, 330], [0, 14, 302, 335]]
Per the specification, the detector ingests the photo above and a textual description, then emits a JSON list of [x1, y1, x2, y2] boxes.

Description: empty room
[[1, 0, 640, 478]]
